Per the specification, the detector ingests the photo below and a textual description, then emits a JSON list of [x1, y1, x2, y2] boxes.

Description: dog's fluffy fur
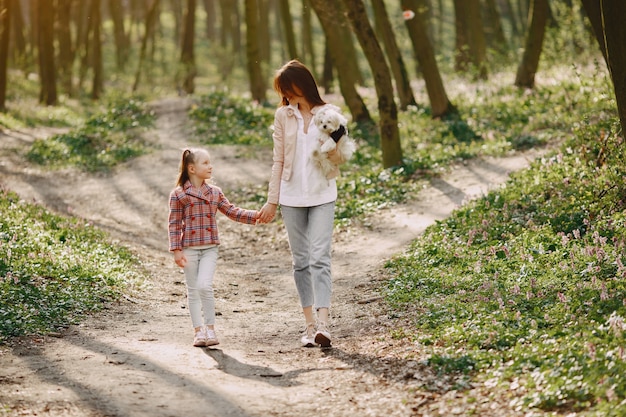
[[311, 107, 356, 177]]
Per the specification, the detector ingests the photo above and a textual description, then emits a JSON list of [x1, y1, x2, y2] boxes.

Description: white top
[[278, 105, 337, 207]]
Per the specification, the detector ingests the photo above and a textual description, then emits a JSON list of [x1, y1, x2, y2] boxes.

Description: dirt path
[[0, 98, 548, 417]]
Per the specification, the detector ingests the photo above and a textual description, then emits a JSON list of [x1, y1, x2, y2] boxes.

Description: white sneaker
[[301, 323, 317, 347], [205, 327, 219, 346], [314, 322, 331, 347], [193, 328, 207, 347]]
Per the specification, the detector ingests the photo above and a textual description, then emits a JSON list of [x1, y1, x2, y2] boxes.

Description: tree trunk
[[109, 0, 128, 69], [501, 0, 522, 40], [169, 0, 182, 44], [371, 0, 416, 110], [466, 0, 488, 79], [244, 0, 266, 103], [514, 0, 548, 88], [258, 0, 270, 63], [36, 0, 57, 105], [483, 0, 508, 53], [133, 0, 160, 92], [77, 0, 90, 91], [278, 0, 297, 59], [309, 0, 371, 124], [10, 0, 28, 71], [180, 0, 196, 94], [321, 39, 333, 92], [453, 0, 470, 72], [91, 0, 103, 99], [581, 0, 626, 136], [219, 0, 232, 48], [0, 0, 11, 112], [402, 0, 454, 118], [56, 0, 74, 95], [201, 0, 216, 41], [301, 0, 316, 73], [337, 4, 364, 87], [342, 0, 403, 168]]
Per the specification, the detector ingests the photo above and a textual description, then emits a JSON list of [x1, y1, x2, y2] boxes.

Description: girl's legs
[[281, 202, 335, 345], [182, 246, 219, 346]]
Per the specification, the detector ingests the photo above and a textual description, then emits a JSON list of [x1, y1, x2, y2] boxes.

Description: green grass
[[26, 98, 155, 172], [0, 189, 147, 343], [383, 108, 626, 413]]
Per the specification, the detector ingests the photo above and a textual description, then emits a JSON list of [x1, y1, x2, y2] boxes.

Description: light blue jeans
[[182, 246, 219, 328], [280, 202, 335, 310]]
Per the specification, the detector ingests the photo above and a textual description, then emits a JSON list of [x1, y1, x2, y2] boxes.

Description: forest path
[[0, 97, 548, 417]]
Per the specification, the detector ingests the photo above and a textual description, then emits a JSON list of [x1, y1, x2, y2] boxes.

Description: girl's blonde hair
[[176, 148, 207, 187]]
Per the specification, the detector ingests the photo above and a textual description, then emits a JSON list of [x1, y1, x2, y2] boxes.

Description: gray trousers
[[281, 202, 335, 310]]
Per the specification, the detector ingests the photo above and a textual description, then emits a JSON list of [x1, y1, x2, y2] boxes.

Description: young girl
[[168, 148, 260, 347]]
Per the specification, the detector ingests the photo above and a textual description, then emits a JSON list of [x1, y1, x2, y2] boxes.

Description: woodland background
[[0, 0, 625, 165], [3, 1, 626, 415]]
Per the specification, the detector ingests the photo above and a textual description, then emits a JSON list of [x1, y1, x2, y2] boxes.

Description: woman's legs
[[281, 202, 335, 345]]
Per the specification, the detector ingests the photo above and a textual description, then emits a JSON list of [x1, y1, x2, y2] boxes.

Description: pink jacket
[[267, 104, 346, 205], [168, 181, 258, 251]]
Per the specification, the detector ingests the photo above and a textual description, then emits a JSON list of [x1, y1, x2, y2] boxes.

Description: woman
[[258, 60, 349, 348]]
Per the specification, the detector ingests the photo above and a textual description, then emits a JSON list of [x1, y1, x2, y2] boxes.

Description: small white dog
[[311, 107, 356, 177]]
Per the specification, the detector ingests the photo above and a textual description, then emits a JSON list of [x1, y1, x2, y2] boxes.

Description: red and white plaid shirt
[[168, 181, 258, 252]]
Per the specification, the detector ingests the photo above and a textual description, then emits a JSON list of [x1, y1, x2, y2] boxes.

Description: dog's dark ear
[[330, 125, 346, 142]]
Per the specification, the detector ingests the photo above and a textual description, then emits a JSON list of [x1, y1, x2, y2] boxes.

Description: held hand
[[258, 203, 277, 224]]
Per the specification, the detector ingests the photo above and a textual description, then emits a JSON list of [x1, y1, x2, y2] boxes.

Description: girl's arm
[[168, 191, 185, 252], [216, 189, 260, 225]]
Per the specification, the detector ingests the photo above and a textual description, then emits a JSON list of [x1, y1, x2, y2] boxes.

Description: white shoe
[[301, 323, 317, 347], [193, 328, 207, 347], [314, 322, 331, 347], [205, 327, 219, 346]]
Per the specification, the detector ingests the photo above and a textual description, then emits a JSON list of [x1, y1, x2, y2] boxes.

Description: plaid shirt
[[168, 181, 258, 252]]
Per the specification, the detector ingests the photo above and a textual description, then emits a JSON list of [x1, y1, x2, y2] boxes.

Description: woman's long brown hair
[[273, 59, 326, 107]]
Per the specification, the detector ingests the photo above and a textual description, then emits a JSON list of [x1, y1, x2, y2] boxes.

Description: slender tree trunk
[[244, 0, 266, 103], [56, 0, 74, 95], [502, 0, 522, 40], [133, 0, 160, 92], [466, 0, 488, 78], [453, 0, 470, 72], [309, 0, 371, 124], [169, 0, 182, 44], [371, 0, 416, 110], [581, 0, 626, 136], [201, 0, 216, 40], [402, 0, 454, 118], [109, 0, 128, 69], [180, 0, 196, 94], [77, 0, 90, 91], [36, 0, 57, 105], [483, 0, 508, 53], [342, 0, 403, 168], [91, 0, 103, 99], [258, 0, 270, 63], [301, 0, 316, 73], [219, 0, 232, 48], [337, 3, 364, 86], [10, 0, 27, 71], [0, 0, 11, 111], [514, 0, 548, 88], [321, 39, 333, 92], [278, 0, 297, 59]]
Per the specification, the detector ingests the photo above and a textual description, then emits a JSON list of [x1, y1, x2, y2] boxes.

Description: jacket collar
[[183, 180, 211, 201]]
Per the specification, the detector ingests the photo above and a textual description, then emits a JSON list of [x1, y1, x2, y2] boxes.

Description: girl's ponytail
[[176, 149, 193, 187]]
